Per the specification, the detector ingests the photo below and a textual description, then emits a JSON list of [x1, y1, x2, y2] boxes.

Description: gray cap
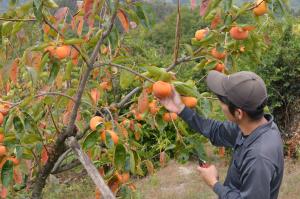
[[206, 70, 267, 111]]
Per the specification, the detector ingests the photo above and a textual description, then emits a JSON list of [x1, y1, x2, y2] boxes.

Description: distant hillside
[[163, 0, 300, 11], [0, 0, 29, 13]]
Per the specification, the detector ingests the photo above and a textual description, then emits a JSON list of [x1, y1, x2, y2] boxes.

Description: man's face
[[219, 100, 237, 122]]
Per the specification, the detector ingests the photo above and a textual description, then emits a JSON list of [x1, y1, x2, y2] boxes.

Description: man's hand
[[158, 86, 185, 114], [197, 164, 219, 188]]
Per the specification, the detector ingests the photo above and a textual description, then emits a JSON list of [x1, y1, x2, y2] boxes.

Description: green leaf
[[1, 160, 13, 187], [12, 22, 24, 35], [183, 44, 194, 56], [13, 116, 24, 135], [26, 66, 38, 84], [22, 134, 41, 144], [2, 22, 13, 36], [43, 0, 59, 8], [205, 60, 217, 70], [186, 135, 207, 161], [129, 150, 136, 173], [165, 144, 176, 151], [9, 0, 17, 6], [33, 0, 43, 21], [40, 53, 50, 70], [48, 61, 60, 83], [192, 59, 207, 71], [63, 38, 85, 45], [120, 70, 135, 89], [83, 131, 99, 150], [191, 34, 215, 46], [114, 144, 126, 171]]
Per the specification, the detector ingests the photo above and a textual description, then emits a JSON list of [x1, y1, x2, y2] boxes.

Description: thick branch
[[64, 0, 119, 162], [66, 136, 115, 199], [31, 128, 77, 198]]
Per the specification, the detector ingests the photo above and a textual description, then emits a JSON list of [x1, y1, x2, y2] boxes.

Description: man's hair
[[217, 95, 267, 121]]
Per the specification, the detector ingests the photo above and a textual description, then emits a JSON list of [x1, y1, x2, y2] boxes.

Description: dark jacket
[[179, 107, 284, 199]]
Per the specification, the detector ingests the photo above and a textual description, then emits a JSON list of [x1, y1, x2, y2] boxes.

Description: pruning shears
[[198, 159, 210, 168]]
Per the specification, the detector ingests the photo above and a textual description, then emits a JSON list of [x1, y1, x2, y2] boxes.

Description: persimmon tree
[[0, 0, 286, 198]]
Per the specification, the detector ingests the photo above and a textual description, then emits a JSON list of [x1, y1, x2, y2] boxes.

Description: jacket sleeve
[[178, 106, 240, 147], [213, 155, 275, 199]]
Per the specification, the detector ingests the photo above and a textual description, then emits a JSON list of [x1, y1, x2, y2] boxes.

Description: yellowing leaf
[[41, 147, 48, 165], [13, 168, 22, 184], [10, 58, 20, 84], [117, 9, 129, 33], [137, 90, 149, 114], [90, 88, 100, 105]]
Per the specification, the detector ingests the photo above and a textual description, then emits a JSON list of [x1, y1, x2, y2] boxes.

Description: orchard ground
[[12, 143, 300, 199]]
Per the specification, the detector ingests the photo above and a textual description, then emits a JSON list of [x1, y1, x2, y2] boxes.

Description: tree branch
[[51, 148, 72, 174], [64, 0, 119, 156], [166, 48, 204, 71], [94, 62, 155, 83], [0, 17, 36, 22], [173, 0, 181, 65], [51, 159, 81, 174], [66, 136, 116, 199], [47, 105, 61, 134], [89, 1, 120, 66], [9, 92, 76, 109], [116, 87, 141, 108]]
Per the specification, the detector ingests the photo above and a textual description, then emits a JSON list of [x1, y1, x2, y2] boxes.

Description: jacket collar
[[235, 114, 274, 148]]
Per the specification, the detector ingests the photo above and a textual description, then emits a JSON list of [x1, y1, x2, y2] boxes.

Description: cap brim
[[206, 70, 227, 96]]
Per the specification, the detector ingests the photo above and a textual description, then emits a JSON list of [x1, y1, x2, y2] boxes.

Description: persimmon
[[211, 48, 226, 59], [100, 81, 111, 90], [0, 113, 3, 125], [101, 130, 119, 144], [230, 27, 249, 40], [253, 0, 268, 16], [195, 28, 209, 41], [0, 134, 4, 143], [101, 46, 109, 54], [162, 112, 178, 122], [152, 81, 172, 99], [135, 113, 143, 121], [214, 63, 225, 72], [149, 100, 160, 115], [55, 45, 71, 59], [121, 119, 131, 128], [181, 96, 198, 108], [89, 116, 104, 131], [0, 146, 6, 156], [116, 171, 130, 184], [45, 45, 56, 56], [0, 104, 10, 116]]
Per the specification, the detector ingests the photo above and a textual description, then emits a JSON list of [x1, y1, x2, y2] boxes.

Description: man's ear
[[234, 108, 243, 120]]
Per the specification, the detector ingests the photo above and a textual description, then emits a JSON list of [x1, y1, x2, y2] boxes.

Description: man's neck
[[238, 116, 268, 136]]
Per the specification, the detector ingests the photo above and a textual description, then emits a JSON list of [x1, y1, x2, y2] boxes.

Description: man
[[159, 71, 284, 199]]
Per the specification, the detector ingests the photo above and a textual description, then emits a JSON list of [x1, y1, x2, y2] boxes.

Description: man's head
[[206, 71, 268, 122]]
